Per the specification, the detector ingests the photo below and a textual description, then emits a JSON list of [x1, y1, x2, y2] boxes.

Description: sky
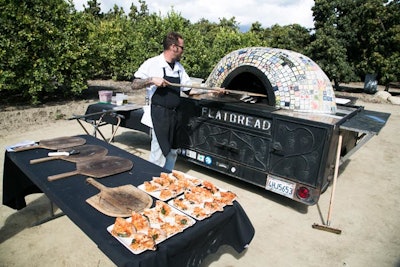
[[71, 0, 315, 30]]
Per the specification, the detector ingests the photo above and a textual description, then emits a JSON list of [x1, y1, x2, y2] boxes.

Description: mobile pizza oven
[[176, 47, 390, 205]]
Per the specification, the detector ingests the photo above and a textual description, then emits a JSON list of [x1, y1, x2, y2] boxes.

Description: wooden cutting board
[[86, 178, 153, 217], [47, 156, 133, 181], [30, 144, 108, 164], [14, 136, 86, 151]]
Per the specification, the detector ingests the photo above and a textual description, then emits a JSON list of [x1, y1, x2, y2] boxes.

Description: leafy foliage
[[264, 24, 311, 54], [311, 0, 400, 86], [1, 0, 399, 103], [0, 0, 92, 103]]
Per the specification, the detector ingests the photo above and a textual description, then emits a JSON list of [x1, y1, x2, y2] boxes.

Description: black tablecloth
[[2, 135, 254, 267], [85, 103, 150, 134]]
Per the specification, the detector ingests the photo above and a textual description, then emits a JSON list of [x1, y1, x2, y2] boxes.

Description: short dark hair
[[163, 32, 183, 50]]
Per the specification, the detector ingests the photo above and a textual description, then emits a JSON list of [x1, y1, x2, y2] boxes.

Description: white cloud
[[71, 0, 315, 29]]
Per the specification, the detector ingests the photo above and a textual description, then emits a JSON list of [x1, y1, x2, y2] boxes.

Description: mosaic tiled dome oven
[[177, 47, 390, 205], [205, 47, 337, 113]]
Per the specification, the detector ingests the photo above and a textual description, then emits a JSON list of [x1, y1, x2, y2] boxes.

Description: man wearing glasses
[[131, 32, 191, 171]]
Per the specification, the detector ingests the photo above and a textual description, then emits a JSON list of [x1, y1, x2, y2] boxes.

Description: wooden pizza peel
[[13, 136, 86, 151], [168, 82, 268, 97], [47, 156, 133, 181], [86, 178, 153, 217], [30, 144, 108, 164]]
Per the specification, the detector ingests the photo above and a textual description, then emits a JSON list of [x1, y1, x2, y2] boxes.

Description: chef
[[131, 32, 192, 171]]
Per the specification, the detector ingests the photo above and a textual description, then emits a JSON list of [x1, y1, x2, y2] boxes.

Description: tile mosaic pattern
[[205, 47, 337, 114]]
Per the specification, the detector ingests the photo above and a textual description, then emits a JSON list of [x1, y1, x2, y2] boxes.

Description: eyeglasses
[[175, 44, 184, 51]]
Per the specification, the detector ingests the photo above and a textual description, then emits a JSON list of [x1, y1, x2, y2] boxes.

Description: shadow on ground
[[175, 158, 310, 214], [0, 194, 62, 244]]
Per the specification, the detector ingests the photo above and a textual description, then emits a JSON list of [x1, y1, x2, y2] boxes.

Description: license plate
[[265, 176, 296, 198]]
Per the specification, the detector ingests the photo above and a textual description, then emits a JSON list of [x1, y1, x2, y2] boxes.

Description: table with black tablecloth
[[83, 102, 149, 134], [2, 135, 254, 267]]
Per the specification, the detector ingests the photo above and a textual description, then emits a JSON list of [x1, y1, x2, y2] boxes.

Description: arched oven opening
[[220, 65, 276, 106]]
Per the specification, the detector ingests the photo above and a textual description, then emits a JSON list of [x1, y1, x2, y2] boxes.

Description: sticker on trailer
[[186, 149, 197, 159], [205, 156, 212, 165], [265, 175, 296, 198], [197, 154, 205, 162]]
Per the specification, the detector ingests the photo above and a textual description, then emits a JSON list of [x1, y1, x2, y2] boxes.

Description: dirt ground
[[0, 81, 399, 267]]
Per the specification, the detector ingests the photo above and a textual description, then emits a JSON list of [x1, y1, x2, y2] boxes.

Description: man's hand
[[212, 87, 226, 96], [151, 77, 167, 87], [131, 77, 167, 89]]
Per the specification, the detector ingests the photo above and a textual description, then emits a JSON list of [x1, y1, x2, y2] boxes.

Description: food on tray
[[131, 211, 150, 232], [204, 200, 224, 213], [184, 191, 202, 204], [142, 208, 163, 224], [189, 185, 213, 199], [155, 200, 172, 216], [138, 170, 203, 201], [183, 184, 215, 204], [160, 222, 181, 236], [192, 206, 208, 219], [159, 189, 173, 200], [169, 183, 184, 193], [174, 213, 191, 226], [140, 171, 238, 221], [173, 170, 202, 185], [173, 197, 189, 211], [176, 178, 192, 189], [168, 181, 238, 220], [108, 201, 195, 254], [160, 172, 170, 179], [158, 183, 184, 200], [218, 191, 237, 205], [111, 217, 135, 237], [143, 181, 161, 192], [130, 233, 156, 251], [203, 180, 219, 194], [152, 176, 171, 187], [171, 170, 185, 180], [147, 227, 167, 242]]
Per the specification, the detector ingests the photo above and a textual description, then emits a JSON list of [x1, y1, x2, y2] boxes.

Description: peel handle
[[30, 156, 60, 164], [48, 170, 80, 181]]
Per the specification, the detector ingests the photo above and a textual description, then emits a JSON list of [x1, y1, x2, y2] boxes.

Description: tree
[[265, 24, 311, 54], [310, 0, 400, 86], [83, 0, 102, 18], [90, 11, 133, 80], [218, 17, 241, 32], [380, 0, 400, 85], [307, 27, 356, 88], [0, 0, 93, 103], [249, 21, 263, 34], [309, 0, 358, 86], [352, 0, 400, 85], [128, 0, 149, 22]]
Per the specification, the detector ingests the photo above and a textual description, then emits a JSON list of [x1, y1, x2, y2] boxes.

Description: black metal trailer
[[177, 97, 389, 205], [175, 47, 390, 205]]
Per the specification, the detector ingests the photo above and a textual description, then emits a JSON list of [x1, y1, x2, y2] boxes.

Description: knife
[[48, 149, 80, 157]]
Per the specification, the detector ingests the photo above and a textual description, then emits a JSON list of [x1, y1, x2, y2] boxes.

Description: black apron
[[151, 67, 181, 156]]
